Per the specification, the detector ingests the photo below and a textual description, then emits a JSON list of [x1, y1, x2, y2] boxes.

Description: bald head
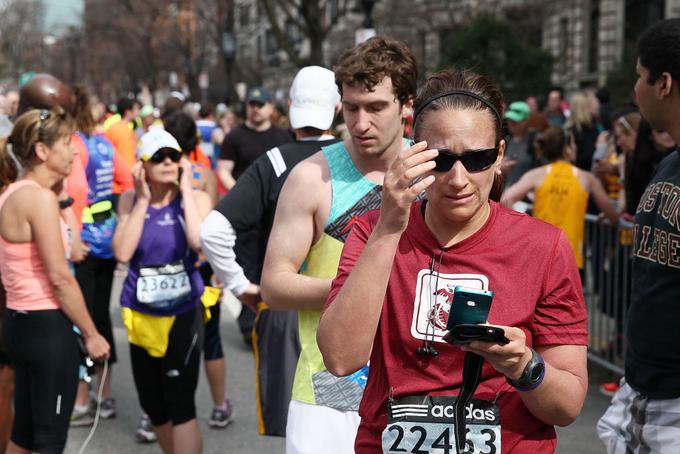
[[18, 74, 73, 115]]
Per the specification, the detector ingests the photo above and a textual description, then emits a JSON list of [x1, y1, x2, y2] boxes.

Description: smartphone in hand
[[446, 286, 493, 330]]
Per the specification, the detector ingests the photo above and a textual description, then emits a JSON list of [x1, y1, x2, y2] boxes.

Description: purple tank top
[[120, 195, 203, 315]]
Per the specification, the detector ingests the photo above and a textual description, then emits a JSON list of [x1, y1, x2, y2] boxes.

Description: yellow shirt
[[533, 161, 588, 268]]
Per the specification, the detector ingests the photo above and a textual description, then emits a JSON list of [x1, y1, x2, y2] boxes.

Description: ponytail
[[489, 171, 504, 202], [72, 85, 95, 135], [0, 138, 19, 189]]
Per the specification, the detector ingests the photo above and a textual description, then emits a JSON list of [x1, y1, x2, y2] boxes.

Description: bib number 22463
[[383, 422, 499, 454]]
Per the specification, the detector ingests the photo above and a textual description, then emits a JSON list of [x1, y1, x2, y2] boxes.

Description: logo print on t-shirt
[[410, 269, 488, 343], [157, 212, 177, 227]]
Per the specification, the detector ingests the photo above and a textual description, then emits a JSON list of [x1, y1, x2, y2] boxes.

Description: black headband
[[412, 90, 502, 127]]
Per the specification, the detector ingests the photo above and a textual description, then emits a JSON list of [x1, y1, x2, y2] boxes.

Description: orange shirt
[[105, 120, 137, 193], [188, 146, 212, 169]]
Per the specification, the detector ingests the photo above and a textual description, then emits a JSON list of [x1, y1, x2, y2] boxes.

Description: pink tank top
[[0, 180, 70, 311]]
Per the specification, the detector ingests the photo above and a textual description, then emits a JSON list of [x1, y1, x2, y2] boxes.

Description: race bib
[[382, 395, 500, 454], [136, 261, 191, 311]]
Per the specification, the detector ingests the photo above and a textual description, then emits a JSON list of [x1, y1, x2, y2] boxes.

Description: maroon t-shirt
[[324, 201, 587, 454]]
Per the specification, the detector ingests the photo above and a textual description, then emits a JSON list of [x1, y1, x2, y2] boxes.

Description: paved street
[[64, 280, 285, 454], [64, 278, 615, 454]]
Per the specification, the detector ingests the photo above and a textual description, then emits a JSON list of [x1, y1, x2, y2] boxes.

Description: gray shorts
[[597, 379, 680, 454]]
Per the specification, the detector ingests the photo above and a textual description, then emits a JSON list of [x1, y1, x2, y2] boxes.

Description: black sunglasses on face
[[433, 146, 500, 173], [149, 148, 181, 164]]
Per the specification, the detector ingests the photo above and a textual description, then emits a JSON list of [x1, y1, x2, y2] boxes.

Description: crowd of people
[[0, 17, 679, 454]]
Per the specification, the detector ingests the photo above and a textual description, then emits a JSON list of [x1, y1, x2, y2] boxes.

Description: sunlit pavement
[[64, 277, 613, 453]]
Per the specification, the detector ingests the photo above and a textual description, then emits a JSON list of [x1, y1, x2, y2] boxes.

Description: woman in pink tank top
[[0, 108, 110, 454]]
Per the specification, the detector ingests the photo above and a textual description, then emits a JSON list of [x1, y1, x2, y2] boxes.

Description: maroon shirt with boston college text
[[324, 201, 587, 454]]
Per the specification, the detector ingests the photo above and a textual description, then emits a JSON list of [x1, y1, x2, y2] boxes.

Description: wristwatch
[[59, 197, 74, 209], [507, 348, 545, 392]]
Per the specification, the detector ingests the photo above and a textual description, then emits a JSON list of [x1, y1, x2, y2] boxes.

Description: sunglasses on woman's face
[[433, 146, 500, 173], [149, 148, 181, 164]]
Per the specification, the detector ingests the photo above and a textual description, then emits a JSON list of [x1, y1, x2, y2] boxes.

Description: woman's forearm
[[55, 276, 99, 338], [181, 188, 203, 252], [519, 346, 588, 426], [113, 199, 148, 262], [317, 225, 402, 376]]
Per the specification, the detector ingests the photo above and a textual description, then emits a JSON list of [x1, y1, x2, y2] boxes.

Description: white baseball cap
[[289, 66, 340, 130], [137, 128, 181, 161]]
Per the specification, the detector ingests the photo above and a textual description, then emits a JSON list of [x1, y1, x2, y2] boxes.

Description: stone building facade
[[232, 0, 680, 100], [542, 0, 680, 92]]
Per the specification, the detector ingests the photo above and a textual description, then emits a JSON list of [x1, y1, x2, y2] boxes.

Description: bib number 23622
[[382, 396, 500, 454], [137, 261, 191, 309]]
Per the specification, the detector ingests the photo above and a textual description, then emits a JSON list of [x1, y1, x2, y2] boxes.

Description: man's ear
[[401, 97, 414, 119], [658, 72, 674, 99]]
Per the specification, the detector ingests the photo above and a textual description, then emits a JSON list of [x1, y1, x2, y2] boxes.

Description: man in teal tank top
[[260, 36, 418, 454]]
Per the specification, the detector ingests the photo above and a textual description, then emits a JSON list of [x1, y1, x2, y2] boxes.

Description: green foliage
[[438, 14, 554, 103], [604, 44, 638, 110]]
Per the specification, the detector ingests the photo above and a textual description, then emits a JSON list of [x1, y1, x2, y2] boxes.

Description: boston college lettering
[[637, 182, 680, 228], [633, 181, 680, 269]]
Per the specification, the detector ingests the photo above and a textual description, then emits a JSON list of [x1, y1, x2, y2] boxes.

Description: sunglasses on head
[[37, 109, 51, 139], [149, 148, 181, 164], [433, 146, 500, 173]]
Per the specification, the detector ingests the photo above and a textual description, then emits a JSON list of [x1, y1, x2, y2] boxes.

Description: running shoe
[[98, 397, 117, 419], [135, 413, 157, 443], [600, 381, 621, 397], [70, 404, 94, 427], [209, 399, 234, 428]]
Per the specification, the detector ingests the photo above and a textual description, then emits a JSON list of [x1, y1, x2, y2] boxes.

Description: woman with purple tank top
[[112, 129, 212, 454]]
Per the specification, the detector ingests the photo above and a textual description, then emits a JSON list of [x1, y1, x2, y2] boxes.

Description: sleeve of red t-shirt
[[323, 211, 378, 315], [113, 151, 133, 193], [532, 229, 588, 347]]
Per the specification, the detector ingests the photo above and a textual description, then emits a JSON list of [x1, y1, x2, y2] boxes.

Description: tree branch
[[258, 0, 304, 66]]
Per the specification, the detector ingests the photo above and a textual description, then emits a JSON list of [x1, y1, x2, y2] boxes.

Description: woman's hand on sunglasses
[[132, 161, 151, 201], [377, 141, 437, 235]]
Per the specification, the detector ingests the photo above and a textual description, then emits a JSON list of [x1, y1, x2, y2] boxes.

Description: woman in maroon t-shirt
[[318, 69, 588, 453]]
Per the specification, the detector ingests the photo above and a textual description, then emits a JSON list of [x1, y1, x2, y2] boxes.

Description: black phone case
[[443, 324, 510, 345]]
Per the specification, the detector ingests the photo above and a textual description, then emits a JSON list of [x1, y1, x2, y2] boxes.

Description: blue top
[[77, 132, 116, 259]]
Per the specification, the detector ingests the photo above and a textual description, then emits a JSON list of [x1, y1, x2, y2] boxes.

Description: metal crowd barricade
[[582, 214, 634, 375]]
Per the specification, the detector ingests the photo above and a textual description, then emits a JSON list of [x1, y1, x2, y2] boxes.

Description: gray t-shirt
[[504, 135, 533, 187]]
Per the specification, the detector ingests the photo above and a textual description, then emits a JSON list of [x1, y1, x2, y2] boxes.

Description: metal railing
[[582, 214, 634, 375]]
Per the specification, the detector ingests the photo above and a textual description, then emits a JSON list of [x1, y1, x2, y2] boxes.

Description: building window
[[266, 29, 278, 55], [285, 18, 300, 46], [560, 16, 569, 75], [238, 4, 250, 27], [625, 0, 665, 46], [329, 0, 339, 23], [588, 0, 600, 74]]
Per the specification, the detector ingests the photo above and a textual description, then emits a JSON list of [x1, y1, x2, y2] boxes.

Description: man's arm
[[200, 167, 219, 206], [200, 211, 251, 296], [217, 159, 236, 190], [217, 131, 238, 190], [260, 156, 331, 310], [586, 172, 620, 224], [501, 168, 539, 208], [201, 155, 277, 309]]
